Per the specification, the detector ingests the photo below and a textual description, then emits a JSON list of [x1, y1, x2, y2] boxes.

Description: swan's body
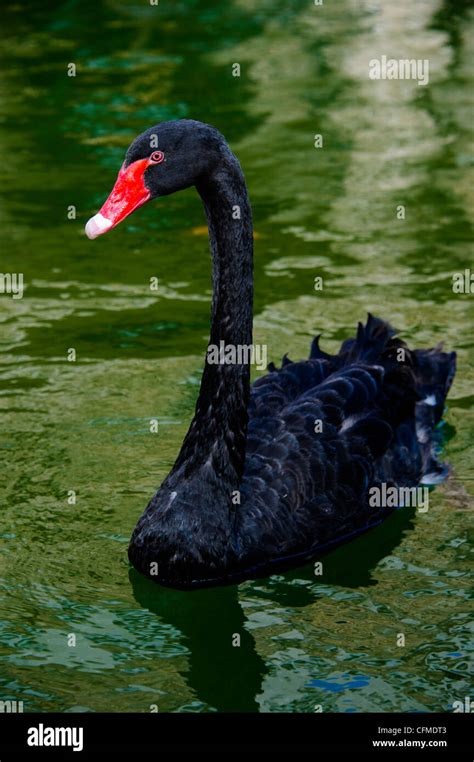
[[86, 119, 456, 589]]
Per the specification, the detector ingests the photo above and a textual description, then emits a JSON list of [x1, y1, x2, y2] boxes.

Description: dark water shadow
[[256, 506, 417, 608], [130, 506, 416, 711], [130, 570, 267, 712], [431, 0, 472, 53]]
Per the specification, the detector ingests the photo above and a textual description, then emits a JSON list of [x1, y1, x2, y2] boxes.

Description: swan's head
[[85, 119, 228, 239]]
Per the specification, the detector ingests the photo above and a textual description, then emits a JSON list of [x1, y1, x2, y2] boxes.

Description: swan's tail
[[310, 313, 456, 485], [413, 345, 457, 424], [413, 345, 456, 484]]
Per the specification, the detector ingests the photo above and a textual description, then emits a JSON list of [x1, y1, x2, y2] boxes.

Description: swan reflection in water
[[129, 503, 418, 711]]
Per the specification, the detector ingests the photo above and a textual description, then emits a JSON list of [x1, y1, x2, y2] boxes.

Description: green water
[[0, 0, 472, 713]]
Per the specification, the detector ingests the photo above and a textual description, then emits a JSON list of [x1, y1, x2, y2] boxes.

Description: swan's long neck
[[170, 153, 253, 485]]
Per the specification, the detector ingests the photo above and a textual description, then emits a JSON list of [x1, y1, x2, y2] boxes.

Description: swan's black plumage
[[87, 119, 456, 589]]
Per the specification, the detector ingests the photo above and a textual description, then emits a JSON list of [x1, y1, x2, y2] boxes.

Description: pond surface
[[0, 0, 472, 712]]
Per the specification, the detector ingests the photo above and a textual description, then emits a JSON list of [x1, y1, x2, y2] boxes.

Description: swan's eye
[[149, 151, 165, 164]]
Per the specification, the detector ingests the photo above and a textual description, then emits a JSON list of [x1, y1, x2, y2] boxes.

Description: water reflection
[[129, 506, 417, 712], [267, 505, 418, 597], [130, 571, 267, 712]]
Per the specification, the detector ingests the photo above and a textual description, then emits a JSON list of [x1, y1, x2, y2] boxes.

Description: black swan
[[85, 119, 456, 590]]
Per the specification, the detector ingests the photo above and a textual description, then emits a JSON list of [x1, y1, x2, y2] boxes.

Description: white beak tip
[[85, 213, 113, 240]]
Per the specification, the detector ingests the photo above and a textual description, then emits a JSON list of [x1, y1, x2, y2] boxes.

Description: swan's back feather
[[129, 314, 456, 588], [237, 315, 456, 563]]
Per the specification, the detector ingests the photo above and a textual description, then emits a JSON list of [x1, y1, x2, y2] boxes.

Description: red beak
[[85, 157, 153, 239]]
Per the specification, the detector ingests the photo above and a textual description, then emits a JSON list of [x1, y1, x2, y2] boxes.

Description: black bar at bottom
[[0, 712, 471, 757]]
